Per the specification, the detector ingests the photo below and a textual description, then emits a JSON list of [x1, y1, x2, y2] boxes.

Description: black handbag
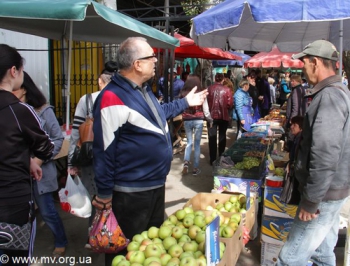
[[71, 93, 94, 167], [280, 163, 300, 205]]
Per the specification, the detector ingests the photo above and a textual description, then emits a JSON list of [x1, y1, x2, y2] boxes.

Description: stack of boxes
[[261, 186, 312, 266]]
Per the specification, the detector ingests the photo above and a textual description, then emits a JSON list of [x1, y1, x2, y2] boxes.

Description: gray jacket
[[35, 105, 64, 195], [295, 75, 350, 213]]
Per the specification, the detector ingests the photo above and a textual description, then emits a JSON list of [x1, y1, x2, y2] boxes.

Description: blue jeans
[[183, 120, 204, 168], [33, 185, 68, 248], [277, 198, 347, 266]]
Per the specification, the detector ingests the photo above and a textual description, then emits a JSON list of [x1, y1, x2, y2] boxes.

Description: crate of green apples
[[183, 192, 256, 232], [110, 206, 232, 266]]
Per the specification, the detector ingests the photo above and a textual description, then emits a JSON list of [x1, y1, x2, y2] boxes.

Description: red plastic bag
[[88, 209, 129, 253]]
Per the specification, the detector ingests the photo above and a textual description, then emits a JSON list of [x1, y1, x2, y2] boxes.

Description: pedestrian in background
[[13, 71, 67, 257], [207, 73, 233, 165], [180, 74, 213, 176], [277, 40, 350, 266]]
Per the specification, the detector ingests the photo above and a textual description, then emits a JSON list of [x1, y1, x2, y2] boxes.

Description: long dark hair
[[179, 74, 202, 98], [22, 71, 47, 108], [0, 44, 24, 82]]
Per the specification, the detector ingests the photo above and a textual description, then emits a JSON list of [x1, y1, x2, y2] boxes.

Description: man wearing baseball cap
[[277, 40, 350, 266]]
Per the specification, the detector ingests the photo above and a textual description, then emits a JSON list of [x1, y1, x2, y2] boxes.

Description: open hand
[[185, 86, 208, 107]]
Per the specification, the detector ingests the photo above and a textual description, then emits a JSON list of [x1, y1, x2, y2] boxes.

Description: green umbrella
[[0, 0, 179, 128]]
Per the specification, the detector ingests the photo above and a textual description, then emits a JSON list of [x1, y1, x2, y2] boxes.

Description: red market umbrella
[[154, 33, 242, 60], [174, 33, 241, 60], [244, 45, 304, 68]]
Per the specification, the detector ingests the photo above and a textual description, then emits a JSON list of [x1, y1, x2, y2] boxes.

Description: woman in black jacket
[[0, 44, 54, 263]]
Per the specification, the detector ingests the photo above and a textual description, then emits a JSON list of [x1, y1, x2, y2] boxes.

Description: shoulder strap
[[85, 93, 93, 117]]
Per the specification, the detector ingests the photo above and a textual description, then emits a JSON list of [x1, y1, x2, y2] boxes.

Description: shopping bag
[[88, 209, 129, 253], [280, 164, 300, 205], [58, 174, 92, 218]]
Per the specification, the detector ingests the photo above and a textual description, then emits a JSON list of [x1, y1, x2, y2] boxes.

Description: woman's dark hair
[[0, 44, 24, 82], [22, 71, 47, 108], [179, 74, 202, 98], [101, 61, 118, 75], [215, 73, 224, 82], [290, 115, 304, 130]]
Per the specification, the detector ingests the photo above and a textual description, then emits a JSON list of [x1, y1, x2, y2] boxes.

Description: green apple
[[215, 203, 224, 210], [221, 226, 234, 238], [143, 257, 161, 266], [193, 250, 203, 259], [179, 256, 196, 266], [184, 213, 195, 220], [219, 241, 226, 259], [229, 206, 240, 213], [131, 263, 143, 266], [205, 205, 214, 211], [224, 201, 233, 211], [188, 225, 201, 240], [148, 226, 160, 239], [183, 207, 194, 214], [196, 257, 206, 266], [239, 208, 247, 214], [153, 238, 163, 244], [195, 231, 205, 244], [168, 244, 184, 258], [204, 215, 214, 225], [127, 241, 141, 251], [179, 251, 194, 260], [162, 220, 175, 228], [171, 226, 184, 239], [194, 210, 205, 217], [239, 194, 246, 205], [175, 209, 186, 221], [160, 253, 172, 266], [168, 215, 178, 225], [129, 251, 146, 265], [229, 195, 239, 204], [117, 260, 131, 266], [198, 242, 205, 253], [158, 226, 172, 240], [193, 216, 206, 229], [228, 221, 239, 232], [141, 239, 153, 247], [133, 234, 145, 243], [111, 255, 126, 266], [230, 213, 241, 223], [145, 244, 163, 258], [166, 257, 180, 266], [141, 230, 149, 239], [182, 216, 194, 228], [126, 251, 135, 261], [183, 241, 198, 253], [162, 236, 177, 250], [147, 262, 162, 266], [178, 234, 191, 244], [182, 228, 188, 235]]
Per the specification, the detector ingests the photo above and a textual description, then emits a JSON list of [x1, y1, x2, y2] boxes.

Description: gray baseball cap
[[292, 40, 339, 61]]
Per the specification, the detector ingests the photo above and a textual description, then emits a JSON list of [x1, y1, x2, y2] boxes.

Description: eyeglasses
[[136, 53, 156, 61]]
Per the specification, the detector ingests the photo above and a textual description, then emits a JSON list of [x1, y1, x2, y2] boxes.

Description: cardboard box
[[261, 215, 294, 246], [183, 193, 256, 233], [261, 241, 313, 266], [219, 224, 243, 266], [263, 186, 298, 219], [214, 176, 263, 202]]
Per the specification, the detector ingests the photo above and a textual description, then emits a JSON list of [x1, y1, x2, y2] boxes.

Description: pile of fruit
[[234, 157, 261, 170], [111, 195, 246, 266]]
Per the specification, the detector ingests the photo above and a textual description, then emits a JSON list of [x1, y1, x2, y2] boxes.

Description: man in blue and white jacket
[[92, 37, 208, 265]]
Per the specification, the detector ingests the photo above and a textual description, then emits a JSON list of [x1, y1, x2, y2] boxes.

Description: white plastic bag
[[58, 174, 92, 218]]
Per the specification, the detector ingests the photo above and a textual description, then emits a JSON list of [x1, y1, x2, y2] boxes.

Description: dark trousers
[[208, 119, 229, 164], [105, 186, 165, 266], [0, 202, 31, 266]]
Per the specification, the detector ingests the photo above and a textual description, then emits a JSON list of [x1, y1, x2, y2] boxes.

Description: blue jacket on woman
[[234, 87, 253, 121]]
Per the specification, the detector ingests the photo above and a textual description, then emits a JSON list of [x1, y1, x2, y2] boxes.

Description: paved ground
[[32, 123, 346, 266]]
